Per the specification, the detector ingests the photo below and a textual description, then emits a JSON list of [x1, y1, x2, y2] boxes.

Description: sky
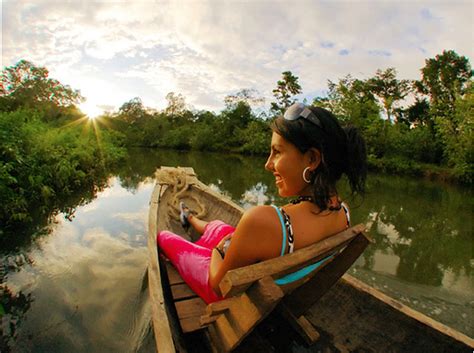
[[2, 0, 473, 117]]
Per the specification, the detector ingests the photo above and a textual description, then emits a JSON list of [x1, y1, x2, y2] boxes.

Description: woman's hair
[[271, 105, 367, 211]]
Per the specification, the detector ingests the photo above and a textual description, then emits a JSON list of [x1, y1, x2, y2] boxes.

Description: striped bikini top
[[271, 203, 350, 256], [271, 203, 350, 285]]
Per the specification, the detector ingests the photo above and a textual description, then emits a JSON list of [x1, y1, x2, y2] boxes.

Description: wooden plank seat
[[165, 263, 208, 333], [163, 224, 371, 352]]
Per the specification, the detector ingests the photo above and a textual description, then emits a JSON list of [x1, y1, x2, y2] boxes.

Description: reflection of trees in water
[[112, 147, 162, 191], [0, 286, 32, 353], [392, 210, 470, 286], [116, 148, 274, 202], [0, 288, 32, 353], [0, 254, 33, 353], [352, 173, 472, 286], [1, 174, 110, 253]]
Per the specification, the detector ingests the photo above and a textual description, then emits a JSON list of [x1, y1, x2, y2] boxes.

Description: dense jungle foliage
[[0, 61, 125, 247], [0, 50, 472, 244]]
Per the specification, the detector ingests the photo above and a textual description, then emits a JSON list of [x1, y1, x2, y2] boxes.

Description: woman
[[157, 103, 367, 304]]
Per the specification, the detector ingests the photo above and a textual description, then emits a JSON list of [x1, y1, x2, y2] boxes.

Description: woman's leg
[[183, 203, 235, 249], [194, 220, 236, 249], [187, 214, 209, 234], [157, 230, 222, 303]]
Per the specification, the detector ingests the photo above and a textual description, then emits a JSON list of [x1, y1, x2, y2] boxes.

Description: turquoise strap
[[271, 205, 287, 256], [270, 204, 335, 285], [274, 254, 334, 285]]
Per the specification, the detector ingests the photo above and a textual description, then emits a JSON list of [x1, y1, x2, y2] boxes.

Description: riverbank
[[367, 155, 469, 184], [148, 145, 470, 185]]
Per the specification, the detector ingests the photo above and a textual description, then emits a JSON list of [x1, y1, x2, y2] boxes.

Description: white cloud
[[5, 221, 150, 351], [2, 1, 473, 114]]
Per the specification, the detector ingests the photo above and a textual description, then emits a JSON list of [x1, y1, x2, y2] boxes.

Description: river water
[[1, 148, 472, 352]]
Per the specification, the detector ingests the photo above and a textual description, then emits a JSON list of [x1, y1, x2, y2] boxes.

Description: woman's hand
[[216, 234, 232, 252]]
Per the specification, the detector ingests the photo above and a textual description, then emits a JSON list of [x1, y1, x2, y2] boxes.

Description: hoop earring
[[303, 167, 312, 184]]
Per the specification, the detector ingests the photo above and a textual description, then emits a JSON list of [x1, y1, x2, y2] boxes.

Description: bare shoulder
[[231, 205, 282, 261], [236, 205, 282, 242], [238, 205, 280, 229]]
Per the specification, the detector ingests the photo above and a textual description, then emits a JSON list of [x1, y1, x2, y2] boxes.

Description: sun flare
[[80, 101, 103, 120]]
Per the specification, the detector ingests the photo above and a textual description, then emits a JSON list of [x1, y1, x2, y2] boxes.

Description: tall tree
[[165, 92, 187, 117], [396, 98, 431, 127], [0, 59, 83, 111], [221, 100, 254, 131], [224, 88, 264, 109], [367, 67, 411, 124], [313, 75, 379, 126], [435, 81, 473, 180], [271, 71, 302, 115], [117, 97, 148, 124], [416, 50, 472, 116]]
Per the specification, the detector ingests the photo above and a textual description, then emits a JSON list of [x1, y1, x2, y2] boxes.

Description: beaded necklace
[[290, 195, 314, 204], [290, 195, 343, 210]]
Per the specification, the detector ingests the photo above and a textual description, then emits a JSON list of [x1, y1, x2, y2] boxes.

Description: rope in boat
[[155, 167, 207, 223]]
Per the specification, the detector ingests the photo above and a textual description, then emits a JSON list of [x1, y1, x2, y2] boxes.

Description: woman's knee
[[156, 230, 176, 247]]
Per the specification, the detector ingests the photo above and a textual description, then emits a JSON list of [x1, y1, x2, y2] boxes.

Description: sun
[[79, 101, 103, 120]]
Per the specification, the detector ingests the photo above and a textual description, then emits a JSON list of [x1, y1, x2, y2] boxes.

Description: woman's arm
[[209, 248, 225, 295], [208, 205, 280, 295]]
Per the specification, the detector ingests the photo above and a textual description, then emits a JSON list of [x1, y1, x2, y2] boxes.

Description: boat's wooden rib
[[148, 167, 474, 353]]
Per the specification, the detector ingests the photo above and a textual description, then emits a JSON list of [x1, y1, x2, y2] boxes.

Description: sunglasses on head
[[283, 103, 324, 130]]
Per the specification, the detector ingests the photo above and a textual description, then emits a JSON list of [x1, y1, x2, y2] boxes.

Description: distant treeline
[[104, 50, 472, 182]]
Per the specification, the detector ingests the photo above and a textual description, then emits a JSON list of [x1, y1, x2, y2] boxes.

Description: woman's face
[[265, 132, 311, 197]]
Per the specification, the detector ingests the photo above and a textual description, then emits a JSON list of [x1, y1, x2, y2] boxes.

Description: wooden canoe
[[148, 167, 474, 352]]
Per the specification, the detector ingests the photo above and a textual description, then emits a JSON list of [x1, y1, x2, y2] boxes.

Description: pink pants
[[157, 220, 235, 304]]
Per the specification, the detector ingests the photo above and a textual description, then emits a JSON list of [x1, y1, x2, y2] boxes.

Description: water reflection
[[1, 178, 156, 353], [355, 174, 472, 286], [1, 168, 112, 253], [1, 148, 472, 352], [116, 147, 277, 204]]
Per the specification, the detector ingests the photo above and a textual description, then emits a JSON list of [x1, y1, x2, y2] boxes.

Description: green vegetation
[[106, 50, 472, 183], [0, 60, 125, 247], [110, 90, 270, 154], [315, 50, 472, 182]]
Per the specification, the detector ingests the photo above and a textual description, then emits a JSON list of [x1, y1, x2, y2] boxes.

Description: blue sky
[[2, 0, 473, 117]]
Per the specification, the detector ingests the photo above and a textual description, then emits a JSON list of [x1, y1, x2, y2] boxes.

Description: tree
[[367, 67, 411, 124], [165, 92, 187, 117], [117, 97, 148, 124], [271, 71, 302, 115], [220, 100, 254, 136], [435, 81, 473, 180], [0, 59, 83, 111], [224, 88, 265, 109], [416, 50, 472, 116], [396, 98, 431, 127], [313, 75, 379, 127]]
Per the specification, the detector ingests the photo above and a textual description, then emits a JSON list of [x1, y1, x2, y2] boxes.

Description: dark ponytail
[[343, 125, 367, 197], [271, 106, 367, 211]]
